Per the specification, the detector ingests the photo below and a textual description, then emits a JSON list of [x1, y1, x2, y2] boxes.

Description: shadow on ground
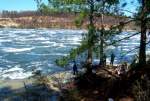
[[0, 83, 59, 101]]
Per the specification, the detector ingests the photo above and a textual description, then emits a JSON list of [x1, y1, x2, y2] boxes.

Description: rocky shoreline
[[0, 18, 20, 28], [0, 70, 75, 100]]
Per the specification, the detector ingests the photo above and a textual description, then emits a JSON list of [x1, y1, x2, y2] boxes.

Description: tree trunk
[[99, 14, 104, 66], [86, 0, 94, 74], [100, 34, 104, 66], [99, 1, 105, 66], [139, 0, 147, 67], [87, 48, 93, 74], [139, 20, 147, 66]]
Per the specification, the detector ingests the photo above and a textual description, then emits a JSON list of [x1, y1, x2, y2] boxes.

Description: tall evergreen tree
[[86, 0, 95, 73], [124, 0, 150, 67], [35, 0, 123, 73], [138, 0, 150, 66]]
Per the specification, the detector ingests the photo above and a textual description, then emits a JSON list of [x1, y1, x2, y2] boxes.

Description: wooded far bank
[[0, 11, 138, 30]]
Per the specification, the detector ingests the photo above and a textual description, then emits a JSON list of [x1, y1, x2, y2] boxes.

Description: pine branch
[[107, 32, 140, 46], [120, 40, 150, 58]]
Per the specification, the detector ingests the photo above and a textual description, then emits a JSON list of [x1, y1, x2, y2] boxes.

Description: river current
[[0, 28, 149, 80]]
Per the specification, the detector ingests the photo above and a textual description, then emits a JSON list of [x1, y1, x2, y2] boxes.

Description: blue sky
[[121, 0, 139, 16], [0, 0, 47, 11], [0, 0, 138, 16]]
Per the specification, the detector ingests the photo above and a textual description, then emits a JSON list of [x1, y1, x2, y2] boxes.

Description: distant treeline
[[0, 10, 138, 30], [0, 10, 78, 18]]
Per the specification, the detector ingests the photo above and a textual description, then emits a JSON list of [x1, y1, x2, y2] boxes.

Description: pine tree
[[138, 0, 150, 66], [35, 0, 123, 73]]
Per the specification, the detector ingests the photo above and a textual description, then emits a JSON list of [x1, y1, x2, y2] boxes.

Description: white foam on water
[[41, 41, 51, 44], [146, 51, 150, 55], [3, 65, 23, 73], [49, 53, 68, 56], [93, 59, 100, 65], [27, 53, 51, 56], [52, 42, 65, 47], [106, 46, 116, 50], [0, 65, 33, 80], [0, 39, 12, 42], [127, 53, 137, 56], [34, 37, 47, 41], [1, 71, 33, 80], [70, 36, 82, 42], [1, 47, 34, 53], [0, 28, 142, 80], [57, 43, 65, 47], [121, 42, 139, 45], [66, 41, 81, 45]]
